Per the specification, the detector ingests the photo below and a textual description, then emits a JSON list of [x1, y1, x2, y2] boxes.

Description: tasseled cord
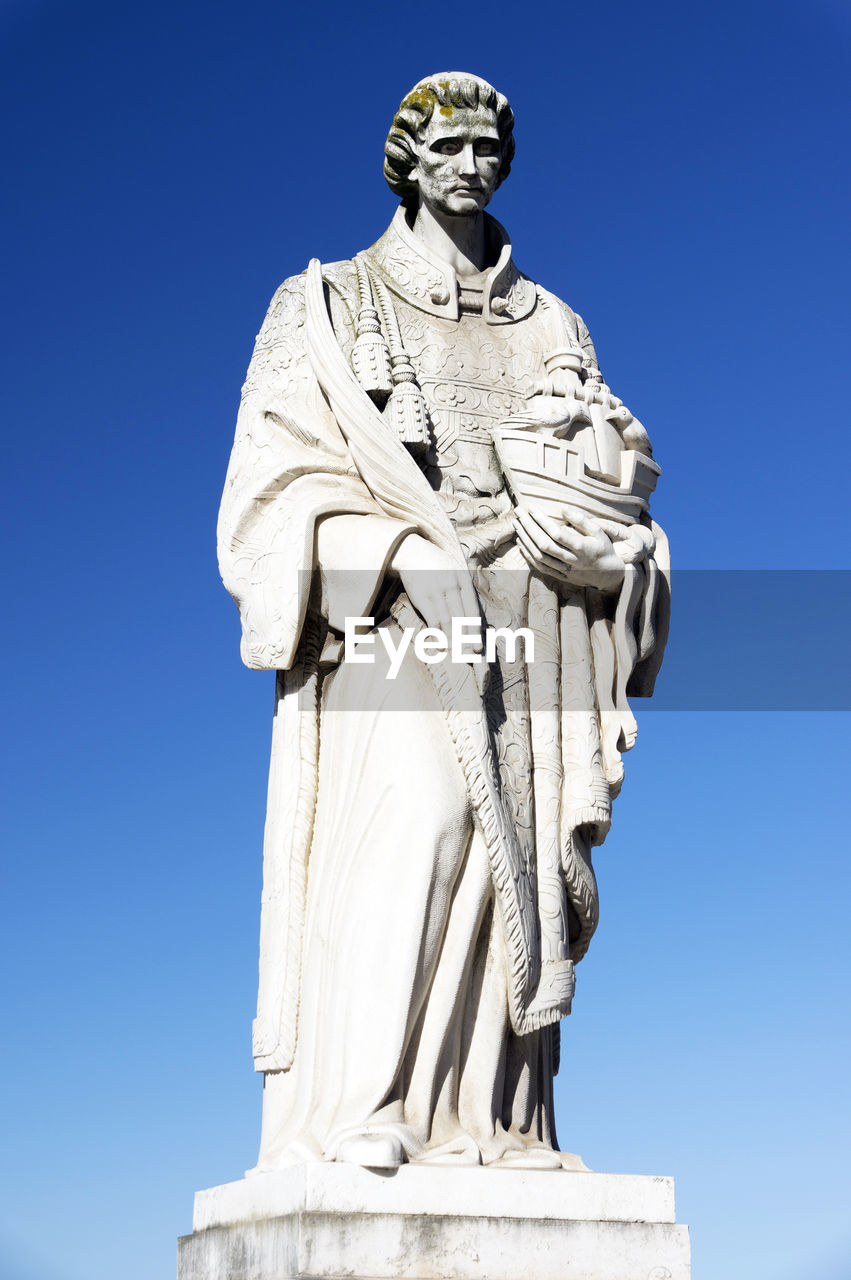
[[370, 271, 431, 453], [351, 255, 393, 403]]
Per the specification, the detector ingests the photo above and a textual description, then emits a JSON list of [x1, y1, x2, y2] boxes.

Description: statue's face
[[410, 105, 502, 216]]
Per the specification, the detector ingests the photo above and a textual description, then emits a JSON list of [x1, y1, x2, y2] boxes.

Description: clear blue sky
[[1, 2, 849, 1278]]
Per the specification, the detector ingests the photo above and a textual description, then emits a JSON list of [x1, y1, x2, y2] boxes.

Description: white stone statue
[[217, 72, 669, 1176]]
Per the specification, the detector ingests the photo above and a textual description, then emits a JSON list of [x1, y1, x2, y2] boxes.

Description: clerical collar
[[363, 205, 537, 324]]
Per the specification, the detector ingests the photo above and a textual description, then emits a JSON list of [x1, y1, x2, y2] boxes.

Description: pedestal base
[[177, 1164, 690, 1280]]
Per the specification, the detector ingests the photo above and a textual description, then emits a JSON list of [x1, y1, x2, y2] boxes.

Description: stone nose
[[458, 144, 477, 174]]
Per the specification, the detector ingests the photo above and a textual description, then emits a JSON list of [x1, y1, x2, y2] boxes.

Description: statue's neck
[[410, 203, 495, 279]]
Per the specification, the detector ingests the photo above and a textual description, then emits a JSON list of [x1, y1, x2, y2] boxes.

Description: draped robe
[[217, 208, 669, 1169]]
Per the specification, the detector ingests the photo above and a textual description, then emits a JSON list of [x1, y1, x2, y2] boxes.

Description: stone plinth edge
[[177, 1165, 690, 1280], [194, 1164, 677, 1230]]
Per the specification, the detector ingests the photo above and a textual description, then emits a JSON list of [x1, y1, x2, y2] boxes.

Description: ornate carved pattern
[[497, 266, 536, 318], [367, 232, 446, 307], [241, 277, 309, 405], [394, 300, 548, 457]]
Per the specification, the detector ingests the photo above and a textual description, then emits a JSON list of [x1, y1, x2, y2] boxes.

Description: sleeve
[[574, 312, 603, 381], [217, 269, 414, 671], [551, 297, 604, 382]]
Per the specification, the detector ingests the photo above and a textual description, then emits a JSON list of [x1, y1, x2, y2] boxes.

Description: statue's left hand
[[514, 505, 625, 591]]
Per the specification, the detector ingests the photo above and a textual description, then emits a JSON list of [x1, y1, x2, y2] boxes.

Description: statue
[[217, 72, 669, 1176]]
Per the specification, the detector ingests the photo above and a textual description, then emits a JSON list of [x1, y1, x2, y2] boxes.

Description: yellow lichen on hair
[[403, 87, 438, 113]]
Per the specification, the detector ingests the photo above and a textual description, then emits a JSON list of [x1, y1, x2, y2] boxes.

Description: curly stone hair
[[384, 72, 515, 205]]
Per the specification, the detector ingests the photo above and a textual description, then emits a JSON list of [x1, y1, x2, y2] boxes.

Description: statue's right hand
[[389, 534, 483, 654]]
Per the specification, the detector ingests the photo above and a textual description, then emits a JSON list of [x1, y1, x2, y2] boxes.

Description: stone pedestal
[[177, 1164, 690, 1280]]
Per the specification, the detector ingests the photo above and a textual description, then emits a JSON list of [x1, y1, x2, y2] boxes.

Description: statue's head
[[384, 73, 515, 216]]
